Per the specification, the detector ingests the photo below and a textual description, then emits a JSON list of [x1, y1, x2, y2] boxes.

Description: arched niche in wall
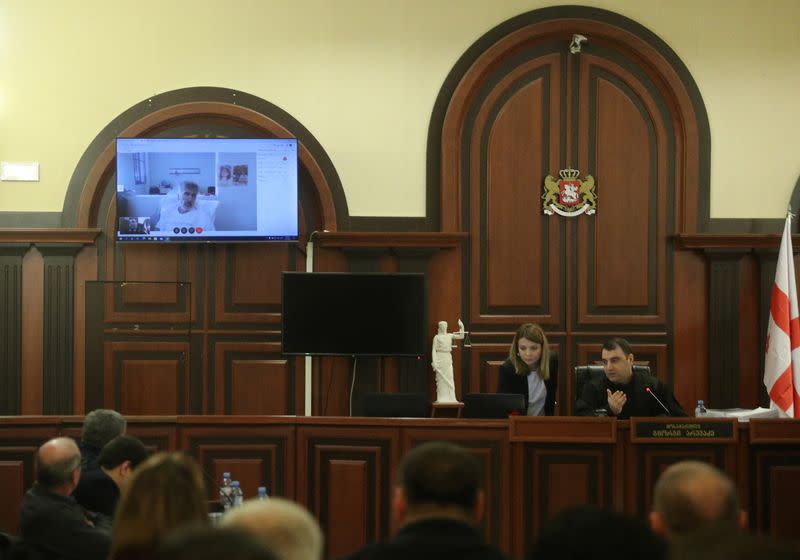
[[427, 6, 711, 412], [431, 6, 709, 234], [63, 87, 349, 287], [63, 87, 347, 234], [67, 87, 348, 416]]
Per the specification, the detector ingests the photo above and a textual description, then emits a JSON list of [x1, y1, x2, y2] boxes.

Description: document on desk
[[705, 407, 779, 421]]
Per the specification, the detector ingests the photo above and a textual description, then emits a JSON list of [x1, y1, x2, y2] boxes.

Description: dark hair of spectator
[[81, 409, 126, 449], [98, 435, 149, 470], [397, 441, 480, 511]]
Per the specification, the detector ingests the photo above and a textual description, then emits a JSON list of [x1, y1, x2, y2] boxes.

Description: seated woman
[[497, 323, 558, 416], [110, 452, 209, 560]]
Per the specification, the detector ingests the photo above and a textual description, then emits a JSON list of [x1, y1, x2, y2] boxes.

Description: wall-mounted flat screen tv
[[282, 272, 426, 357], [115, 138, 298, 242]]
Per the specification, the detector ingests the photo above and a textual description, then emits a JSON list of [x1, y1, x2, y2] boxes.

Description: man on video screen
[[156, 181, 215, 232]]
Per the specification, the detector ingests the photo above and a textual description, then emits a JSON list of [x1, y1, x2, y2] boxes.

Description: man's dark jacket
[[18, 483, 111, 560], [72, 467, 120, 517], [340, 518, 510, 560], [575, 369, 686, 418]]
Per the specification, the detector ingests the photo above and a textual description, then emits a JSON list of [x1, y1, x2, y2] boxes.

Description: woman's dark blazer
[[496, 353, 559, 416]]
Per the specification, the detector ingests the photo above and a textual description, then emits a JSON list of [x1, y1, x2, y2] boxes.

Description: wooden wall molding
[[39, 245, 84, 414], [211, 341, 293, 415], [181, 422, 296, 502], [676, 233, 795, 250], [707, 251, 748, 408], [0, 233, 96, 417], [0, 229, 100, 244], [522, 444, 614, 551], [103, 341, 191, 415], [0, 245, 28, 414], [315, 231, 467, 249], [61, 88, 345, 232], [0, 421, 61, 534], [297, 425, 400, 559]]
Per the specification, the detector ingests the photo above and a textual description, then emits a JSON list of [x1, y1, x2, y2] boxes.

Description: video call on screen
[[115, 138, 298, 242]]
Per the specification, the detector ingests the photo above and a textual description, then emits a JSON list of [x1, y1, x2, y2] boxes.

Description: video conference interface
[[116, 138, 298, 242]]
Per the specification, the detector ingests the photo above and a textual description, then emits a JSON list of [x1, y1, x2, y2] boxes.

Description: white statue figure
[[431, 319, 465, 403]]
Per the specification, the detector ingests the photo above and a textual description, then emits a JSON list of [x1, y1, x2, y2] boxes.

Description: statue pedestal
[[431, 401, 464, 418]]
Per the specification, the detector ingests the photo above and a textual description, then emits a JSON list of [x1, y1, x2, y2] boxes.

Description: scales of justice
[[431, 319, 470, 403]]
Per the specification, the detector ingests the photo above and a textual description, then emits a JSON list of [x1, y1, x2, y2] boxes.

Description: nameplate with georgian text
[[630, 418, 738, 443]]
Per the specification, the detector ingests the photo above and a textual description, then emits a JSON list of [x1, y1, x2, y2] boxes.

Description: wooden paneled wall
[[0, 231, 788, 419], [1, 416, 798, 559]]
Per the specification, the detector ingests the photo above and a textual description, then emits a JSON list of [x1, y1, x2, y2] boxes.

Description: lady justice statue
[[431, 319, 465, 403]]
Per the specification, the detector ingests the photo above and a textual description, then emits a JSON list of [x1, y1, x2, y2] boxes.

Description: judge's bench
[[0, 415, 797, 558]]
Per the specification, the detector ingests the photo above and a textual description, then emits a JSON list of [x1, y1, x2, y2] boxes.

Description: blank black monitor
[[462, 393, 525, 419], [281, 272, 426, 356]]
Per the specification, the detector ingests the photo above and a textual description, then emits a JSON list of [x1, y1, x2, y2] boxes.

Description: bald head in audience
[[650, 460, 746, 539], [222, 497, 323, 560], [37, 437, 82, 495]]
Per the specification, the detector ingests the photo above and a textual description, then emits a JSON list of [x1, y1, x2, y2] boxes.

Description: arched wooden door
[[437, 9, 708, 413]]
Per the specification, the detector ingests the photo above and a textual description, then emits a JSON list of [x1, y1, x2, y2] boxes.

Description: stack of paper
[[704, 407, 780, 421]]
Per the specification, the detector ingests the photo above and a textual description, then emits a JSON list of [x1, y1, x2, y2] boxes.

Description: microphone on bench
[[646, 387, 671, 416]]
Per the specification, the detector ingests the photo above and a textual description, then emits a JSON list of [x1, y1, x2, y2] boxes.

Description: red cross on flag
[[764, 214, 800, 418]]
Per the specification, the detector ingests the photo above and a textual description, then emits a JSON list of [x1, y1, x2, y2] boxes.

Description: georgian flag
[[764, 214, 800, 418]]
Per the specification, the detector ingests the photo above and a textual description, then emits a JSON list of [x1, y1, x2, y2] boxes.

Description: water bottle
[[257, 486, 269, 501], [695, 400, 707, 417], [219, 472, 233, 511], [231, 480, 244, 508]]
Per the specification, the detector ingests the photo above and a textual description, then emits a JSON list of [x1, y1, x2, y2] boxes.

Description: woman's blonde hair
[[508, 323, 550, 380], [110, 452, 209, 559]]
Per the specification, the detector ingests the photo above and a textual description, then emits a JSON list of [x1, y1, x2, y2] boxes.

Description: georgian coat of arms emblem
[[542, 169, 597, 216]]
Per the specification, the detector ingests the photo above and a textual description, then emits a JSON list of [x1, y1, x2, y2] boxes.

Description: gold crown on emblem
[[559, 168, 581, 180]]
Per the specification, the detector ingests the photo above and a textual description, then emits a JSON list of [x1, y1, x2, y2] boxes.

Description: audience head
[[530, 505, 667, 560], [81, 409, 126, 450], [222, 497, 324, 560], [154, 525, 278, 560], [111, 452, 209, 558], [36, 437, 82, 495], [509, 323, 551, 379], [601, 337, 635, 385], [651, 460, 745, 539], [98, 435, 150, 489], [394, 441, 483, 525]]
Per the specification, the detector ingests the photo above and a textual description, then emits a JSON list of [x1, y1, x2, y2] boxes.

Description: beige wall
[[0, 0, 797, 219]]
